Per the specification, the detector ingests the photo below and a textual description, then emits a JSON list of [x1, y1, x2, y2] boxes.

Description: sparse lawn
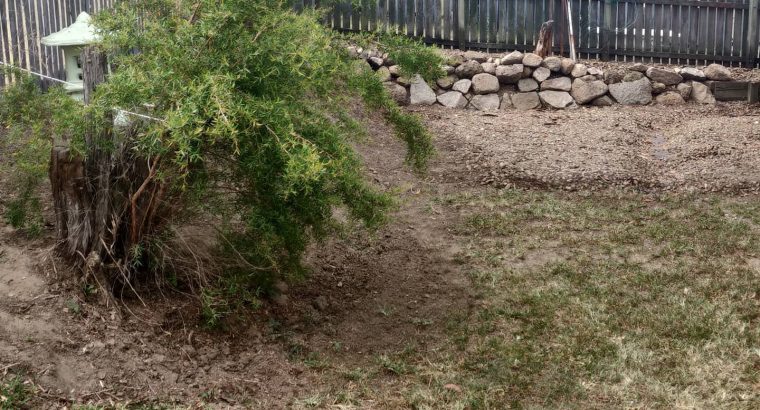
[[0, 376, 30, 410], [304, 189, 760, 409]]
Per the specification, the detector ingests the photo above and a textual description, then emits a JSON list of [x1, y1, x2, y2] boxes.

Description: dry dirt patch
[[412, 103, 760, 193]]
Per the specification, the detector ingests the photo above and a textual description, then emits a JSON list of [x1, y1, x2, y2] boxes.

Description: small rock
[[591, 95, 615, 106], [436, 75, 457, 90], [495, 64, 524, 84], [645, 67, 683, 85], [384, 82, 408, 105], [532, 67, 551, 82], [704, 63, 732, 81], [571, 63, 588, 78], [446, 54, 466, 67], [471, 73, 500, 94], [455, 60, 484, 79], [542, 56, 562, 72], [541, 76, 572, 92], [676, 82, 693, 99], [655, 91, 685, 105], [410, 75, 437, 105], [518, 78, 539, 92], [691, 81, 716, 104], [560, 58, 576, 75], [376, 66, 391, 82], [481, 62, 497, 74], [388, 65, 401, 77], [452, 79, 472, 94], [629, 63, 649, 72], [469, 94, 501, 111], [539, 90, 576, 109], [522, 53, 543, 67], [442, 65, 456, 75], [273, 281, 289, 293], [500, 93, 513, 109], [680, 67, 706, 81], [494, 58, 501, 65], [368, 57, 384, 70], [511, 92, 541, 110], [608, 77, 652, 105], [604, 68, 626, 84], [443, 383, 463, 393], [587, 67, 603, 77], [273, 294, 289, 307], [464, 50, 488, 63], [313, 296, 329, 311], [437, 91, 468, 108], [623, 71, 644, 82], [502, 50, 524, 65], [396, 76, 411, 87], [650, 81, 667, 95], [571, 79, 609, 104]]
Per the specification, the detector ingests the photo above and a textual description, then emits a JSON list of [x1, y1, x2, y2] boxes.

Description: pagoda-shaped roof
[[41, 12, 98, 46]]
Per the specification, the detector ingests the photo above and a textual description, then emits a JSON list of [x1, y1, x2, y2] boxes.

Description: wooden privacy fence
[[299, 0, 760, 67], [0, 0, 117, 85]]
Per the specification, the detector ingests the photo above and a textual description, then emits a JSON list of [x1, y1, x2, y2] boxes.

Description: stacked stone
[[349, 45, 732, 111]]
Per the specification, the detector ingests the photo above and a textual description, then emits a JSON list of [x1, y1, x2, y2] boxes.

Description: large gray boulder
[[541, 76, 572, 92], [511, 92, 541, 110], [518, 78, 539, 92], [704, 63, 732, 81], [455, 60, 484, 79], [409, 75, 437, 105], [691, 81, 716, 104], [645, 67, 683, 85], [539, 91, 576, 109], [522, 53, 543, 68], [495, 64, 524, 84], [571, 79, 609, 104], [469, 94, 501, 111], [472, 73, 500, 94], [502, 50, 524, 65], [542, 56, 562, 72], [608, 77, 652, 105], [452, 79, 472, 94], [532, 67, 551, 83], [383, 82, 408, 105], [437, 91, 469, 108], [680, 67, 706, 81], [464, 50, 488, 63]]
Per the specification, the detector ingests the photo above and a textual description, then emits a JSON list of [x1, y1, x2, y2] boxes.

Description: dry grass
[[295, 189, 760, 409]]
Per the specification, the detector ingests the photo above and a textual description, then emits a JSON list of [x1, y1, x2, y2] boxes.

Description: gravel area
[[412, 102, 760, 193]]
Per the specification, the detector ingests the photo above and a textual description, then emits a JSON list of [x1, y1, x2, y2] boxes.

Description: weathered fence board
[[0, 0, 117, 85], [298, 0, 760, 67]]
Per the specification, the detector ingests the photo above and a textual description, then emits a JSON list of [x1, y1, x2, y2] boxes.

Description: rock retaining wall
[[350, 46, 738, 111]]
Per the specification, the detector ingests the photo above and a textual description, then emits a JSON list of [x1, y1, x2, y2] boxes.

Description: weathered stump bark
[[49, 46, 165, 288], [534, 20, 554, 58]]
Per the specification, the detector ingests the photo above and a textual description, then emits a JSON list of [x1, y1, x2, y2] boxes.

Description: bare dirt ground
[[2, 101, 760, 408], [412, 102, 760, 193]]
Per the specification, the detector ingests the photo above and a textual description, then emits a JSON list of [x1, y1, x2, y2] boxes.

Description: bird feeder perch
[[41, 12, 100, 100]]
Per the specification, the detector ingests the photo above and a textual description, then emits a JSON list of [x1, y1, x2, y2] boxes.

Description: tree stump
[[534, 20, 554, 58]]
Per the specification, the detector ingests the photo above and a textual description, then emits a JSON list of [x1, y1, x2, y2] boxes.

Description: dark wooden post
[[748, 0, 759, 68], [601, 0, 613, 61], [457, 0, 465, 50], [534, 21, 554, 58]]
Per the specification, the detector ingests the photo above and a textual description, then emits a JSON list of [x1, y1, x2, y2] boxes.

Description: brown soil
[[411, 102, 760, 193], [2, 101, 760, 407]]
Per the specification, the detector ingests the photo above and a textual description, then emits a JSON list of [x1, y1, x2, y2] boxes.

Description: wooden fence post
[[457, 0, 465, 50], [601, 0, 613, 61], [748, 0, 759, 68]]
